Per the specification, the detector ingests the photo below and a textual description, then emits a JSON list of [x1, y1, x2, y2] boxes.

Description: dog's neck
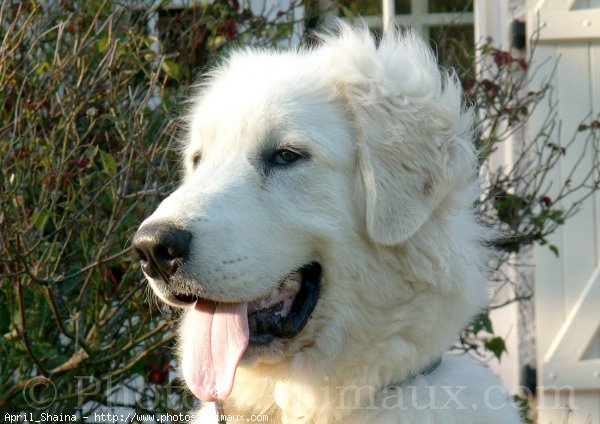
[[218, 355, 443, 423]]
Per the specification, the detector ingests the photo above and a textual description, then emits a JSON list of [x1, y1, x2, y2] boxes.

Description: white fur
[[140, 24, 523, 423]]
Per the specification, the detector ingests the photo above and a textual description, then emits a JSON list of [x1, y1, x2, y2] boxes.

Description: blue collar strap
[[419, 357, 442, 376]]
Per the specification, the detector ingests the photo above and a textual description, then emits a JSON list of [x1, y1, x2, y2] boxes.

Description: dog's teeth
[[281, 275, 301, 291], [247, 270, 303, 318], [280, 296, 295, 317]]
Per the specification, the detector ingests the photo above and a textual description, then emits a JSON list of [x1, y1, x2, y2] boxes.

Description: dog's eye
[[191, 153, 202, 168], [273, 149, 302, 165]]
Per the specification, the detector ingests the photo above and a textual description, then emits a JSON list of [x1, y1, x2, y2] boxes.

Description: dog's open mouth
[[173, 262, 321, 343], [178, 262, 321, 402], [246, 261, 321, 343]]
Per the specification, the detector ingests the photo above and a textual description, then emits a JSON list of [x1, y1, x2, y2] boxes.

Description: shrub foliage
[[0, 0, 300, 415]]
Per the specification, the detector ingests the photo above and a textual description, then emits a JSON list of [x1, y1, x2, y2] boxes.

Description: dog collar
[[404, 356, 443, 382], [418, 357, 442, 376], [384, 356, 443, 390]]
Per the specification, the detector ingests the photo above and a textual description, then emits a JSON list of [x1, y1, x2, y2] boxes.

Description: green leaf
[[577, 123, 589, 132], [161, 60, 180, 79], [484, 336, 507, 360], [144, 51, 157, 61], [35, 61, 50, 75], [100, 150, 117, 175], [207, 35, 226, 50], [513, 395, 534, 424], [494, 192, 526, 226], [472, 312, 494, 334], [86, 146, 99, 161], [142, 35, 159, 49], [98, 37, 110, 53], [549, 209, 564, 224], [549, 244, 559, 257], [31, 210, 49, 231]]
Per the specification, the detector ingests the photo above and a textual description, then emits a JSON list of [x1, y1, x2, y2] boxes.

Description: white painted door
[[529, 0, 600, 423]]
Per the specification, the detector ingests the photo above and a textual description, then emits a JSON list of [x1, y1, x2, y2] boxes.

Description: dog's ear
[[324, 26, 475, 245], [356, 110, 476, 246], [357, 135, 443, 245]]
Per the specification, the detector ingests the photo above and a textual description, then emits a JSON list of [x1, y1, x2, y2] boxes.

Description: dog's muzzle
[[132, 221, 192, 283]]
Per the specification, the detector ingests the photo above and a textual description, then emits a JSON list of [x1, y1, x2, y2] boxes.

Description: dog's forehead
[[185, 57, 354, 162]]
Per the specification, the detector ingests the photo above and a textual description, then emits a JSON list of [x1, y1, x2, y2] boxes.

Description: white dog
[[133, 24, 523, 424]]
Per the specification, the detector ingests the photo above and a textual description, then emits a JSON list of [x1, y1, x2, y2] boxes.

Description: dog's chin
[[149, 262, 322, 355]]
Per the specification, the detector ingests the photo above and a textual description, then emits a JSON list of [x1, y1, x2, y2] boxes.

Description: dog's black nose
[[132, 222, 192, 282]]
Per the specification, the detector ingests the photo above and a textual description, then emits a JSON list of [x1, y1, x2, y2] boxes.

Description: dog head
[[133, 24, 483, 403]]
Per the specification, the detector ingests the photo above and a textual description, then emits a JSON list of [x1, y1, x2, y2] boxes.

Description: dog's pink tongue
[[182, 301, 249, 402]]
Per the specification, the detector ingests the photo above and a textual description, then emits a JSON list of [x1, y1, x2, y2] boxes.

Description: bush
[[0, 0, 300, 416], [452, 41, 600, 360]]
